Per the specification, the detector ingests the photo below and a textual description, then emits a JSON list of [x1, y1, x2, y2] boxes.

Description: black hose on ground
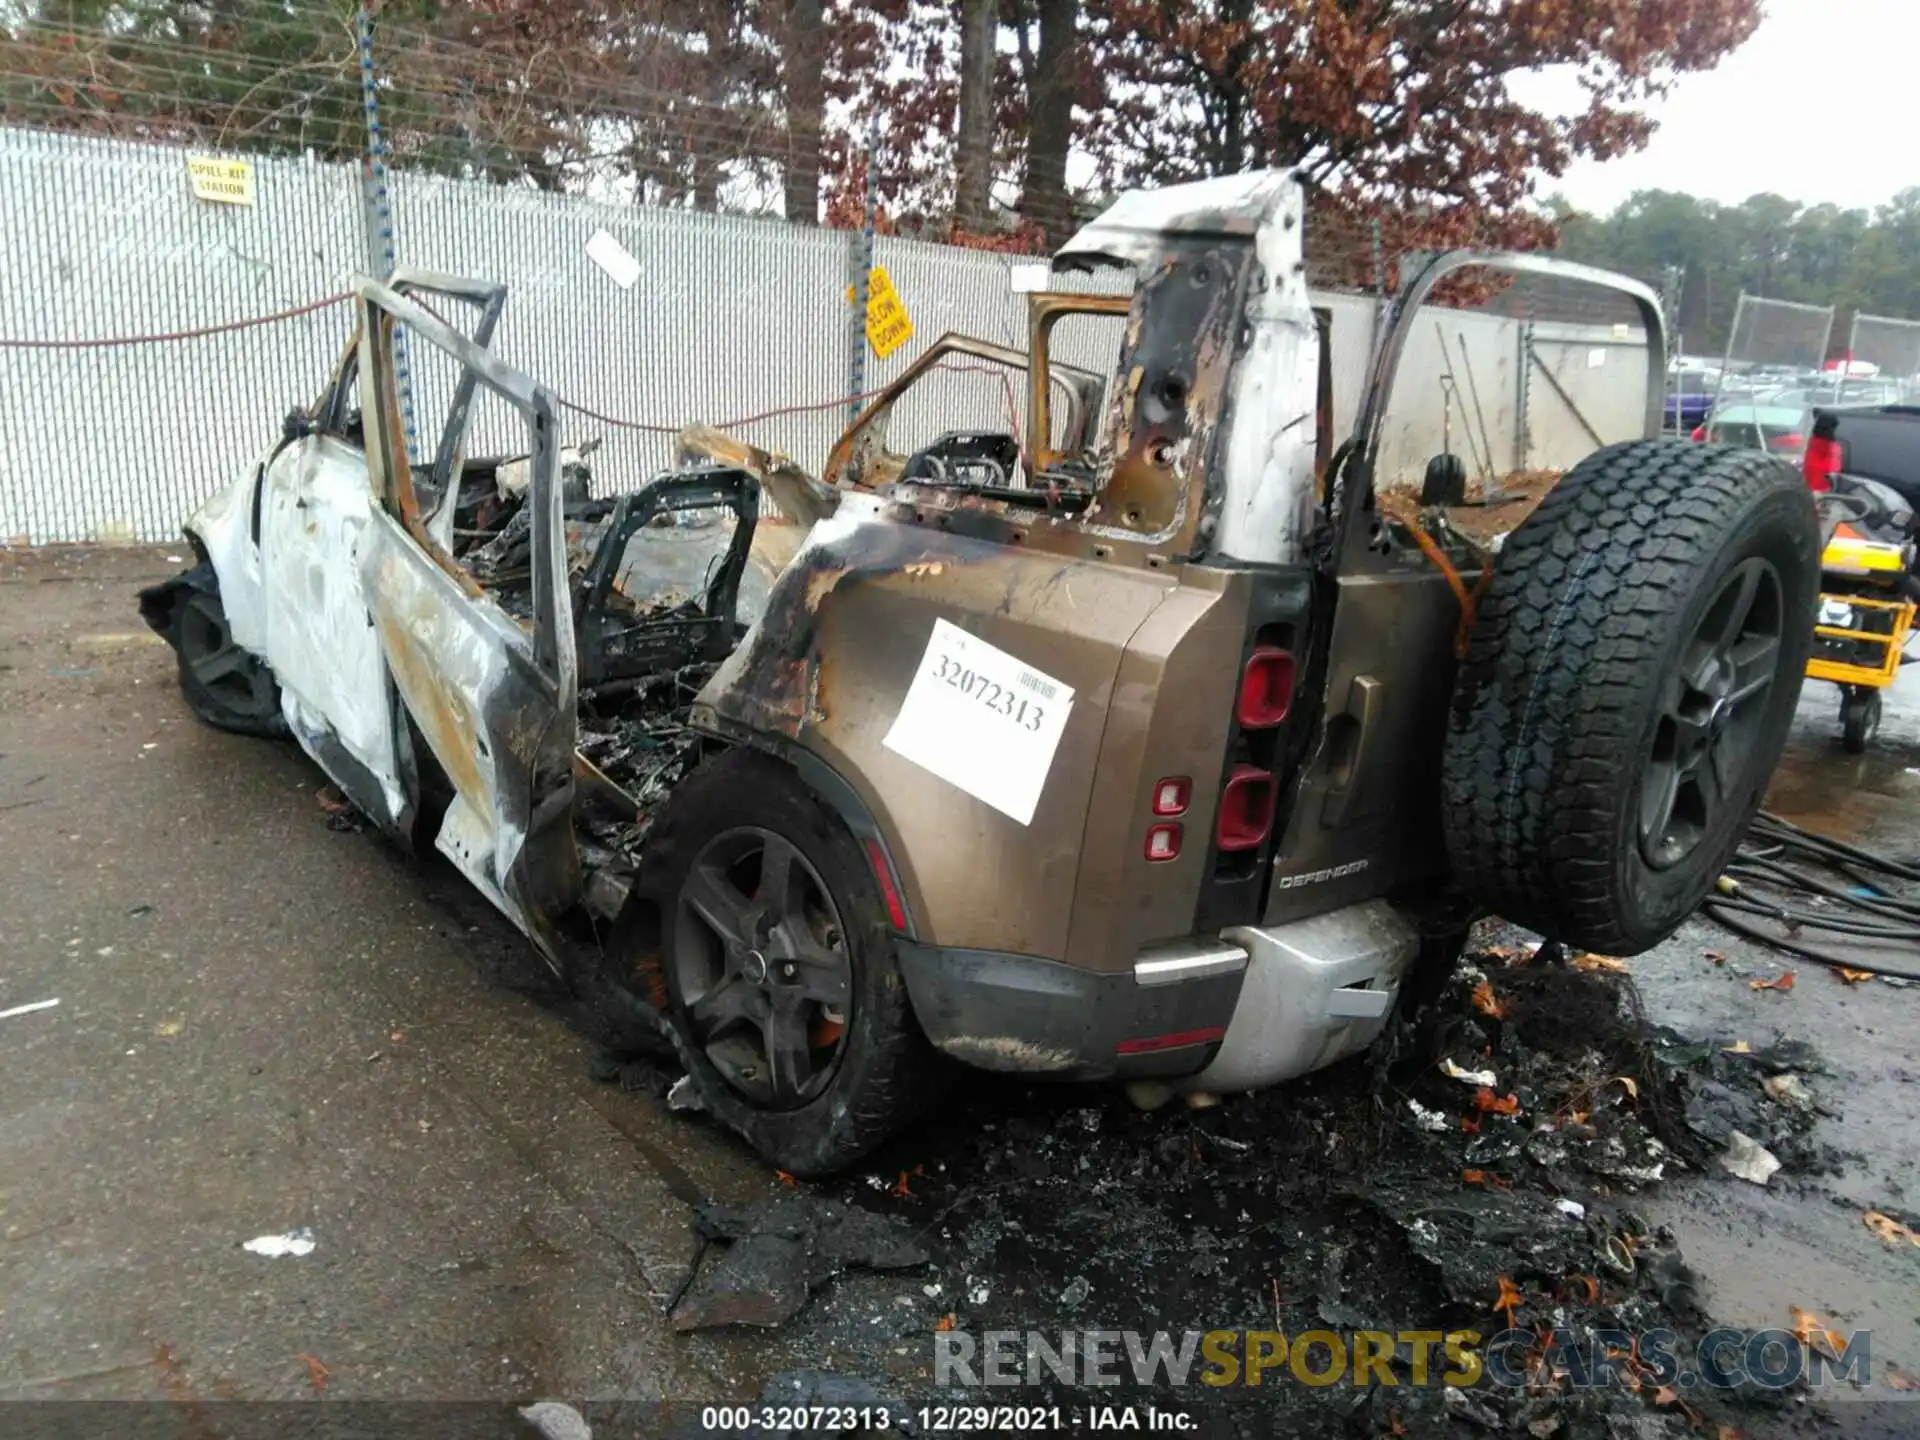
[[1704, 809, 1920, 981], [1724, 855, 1920, 921], [1701, 903, 1920, 982], [1749, 810, 1920, 883]]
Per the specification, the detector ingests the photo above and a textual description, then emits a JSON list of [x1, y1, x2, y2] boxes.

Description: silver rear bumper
[[1139, 900, 1418, 1092]]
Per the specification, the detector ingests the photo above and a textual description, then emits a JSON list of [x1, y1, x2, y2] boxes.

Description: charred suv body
[[142, 171, 1819, 1173]]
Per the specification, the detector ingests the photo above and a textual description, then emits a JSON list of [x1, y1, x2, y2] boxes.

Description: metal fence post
[[357, 5, 418, 460], [848, 115, 879, 425], [1515, 320, 1532, 470], [1659, 265, 1684, 434]]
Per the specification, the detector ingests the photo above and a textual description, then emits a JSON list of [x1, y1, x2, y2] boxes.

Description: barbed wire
[[0, 64, 788, 151], [5, 11, 798, 132]]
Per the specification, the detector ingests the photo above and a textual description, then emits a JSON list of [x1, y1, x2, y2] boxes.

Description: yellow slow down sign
[[847, 266, 914, 359]]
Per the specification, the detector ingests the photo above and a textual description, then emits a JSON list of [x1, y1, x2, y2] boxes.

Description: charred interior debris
[[576, 660, 715, 874], [454, 451, 756, 690], [433, 445, 761, 914]]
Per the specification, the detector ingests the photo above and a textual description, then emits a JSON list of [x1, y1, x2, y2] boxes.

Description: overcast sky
[[1515, 0, 1909, 218]]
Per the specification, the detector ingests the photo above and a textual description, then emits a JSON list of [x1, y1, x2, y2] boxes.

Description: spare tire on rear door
[[1442, 440, 1819, 955]]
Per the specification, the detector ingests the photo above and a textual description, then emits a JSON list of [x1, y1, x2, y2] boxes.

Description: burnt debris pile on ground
[[763, 945, 1836, 1438], [1424, 949, 1833, 1187], [671, 1198, 931, 1332]]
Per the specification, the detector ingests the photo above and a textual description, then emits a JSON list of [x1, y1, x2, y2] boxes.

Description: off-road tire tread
[[1442, 440, 1818, 953]]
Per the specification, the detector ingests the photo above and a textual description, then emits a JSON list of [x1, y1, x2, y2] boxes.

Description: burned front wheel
[[139, 563, 288, 739], [631, 750, 942, 1176]]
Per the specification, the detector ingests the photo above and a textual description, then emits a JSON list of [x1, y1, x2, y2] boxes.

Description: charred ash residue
[[726, 942, 1838, 1439]]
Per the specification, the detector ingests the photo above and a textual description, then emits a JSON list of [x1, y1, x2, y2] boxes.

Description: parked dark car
[[1696, 391, 1920, 461]]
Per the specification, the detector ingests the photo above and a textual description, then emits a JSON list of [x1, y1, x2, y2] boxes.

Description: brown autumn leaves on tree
[[1079, 0, 1763, 268], [921, 0, 1765, 263], [1, 0, 1762, 263]]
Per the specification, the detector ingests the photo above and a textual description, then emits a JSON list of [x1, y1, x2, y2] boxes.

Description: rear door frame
[[1263, 252, 1670, 921], [1340, 251, 1667, 542]]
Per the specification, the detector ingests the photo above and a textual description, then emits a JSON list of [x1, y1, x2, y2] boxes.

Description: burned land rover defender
[[141, 171, 1818, 1174]]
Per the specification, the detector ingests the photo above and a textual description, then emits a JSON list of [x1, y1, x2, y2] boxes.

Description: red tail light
[[1216, 765, 1276, 852], [1804, 435, 1841, 493], [1144, 822, 1182, 862], [1237, 648, 1296, 728], [1689, 425, 1707, 442], [1767, 432, 1805, 454]]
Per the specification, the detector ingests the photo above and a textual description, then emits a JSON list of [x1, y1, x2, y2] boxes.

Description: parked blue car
[[1664, 367, 1718, 432]]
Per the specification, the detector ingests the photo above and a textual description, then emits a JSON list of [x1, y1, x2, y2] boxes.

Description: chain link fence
[[0, 115, 1666, 543], [1716, 293, 1836, 397], [1697, 293, 1836, 452], [0, 127, 364, 544], [1844, 313, 1920, 403]]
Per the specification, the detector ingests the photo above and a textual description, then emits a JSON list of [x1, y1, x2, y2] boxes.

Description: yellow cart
[[1807, 531, 1917, 752]]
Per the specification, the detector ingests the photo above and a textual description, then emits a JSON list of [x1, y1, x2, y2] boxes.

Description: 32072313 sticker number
[[932, 652, 1051, 731]]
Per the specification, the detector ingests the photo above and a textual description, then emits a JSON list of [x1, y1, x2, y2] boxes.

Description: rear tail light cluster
[[1215, 765, 1277, 851], [1767, 432, 1806, 455], [1144, 645, 1297, 879], [1237, 647, 1296, 727], [1143, 644, 1297, 866], [1216, 645, 1293, 852]]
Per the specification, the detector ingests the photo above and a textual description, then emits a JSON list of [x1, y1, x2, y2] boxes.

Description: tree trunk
[[955, 0, 996, 232], [783, 0, 825, 223], [1018, 0, 1075, 242], [1209, 0, 1253, 176]]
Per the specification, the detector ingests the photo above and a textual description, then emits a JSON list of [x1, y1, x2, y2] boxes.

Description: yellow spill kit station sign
[[187, 155, 255, 206]]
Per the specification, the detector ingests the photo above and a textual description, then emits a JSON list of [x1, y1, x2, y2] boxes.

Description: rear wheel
[[1443, 440, 1819, 954], [613, 750, 941, 1176], [671, 824, 854, 1110]]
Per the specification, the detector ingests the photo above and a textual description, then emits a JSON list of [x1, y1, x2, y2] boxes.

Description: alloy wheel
[[1638, 558, 1783, 870], [672, 826, 853, 1109]]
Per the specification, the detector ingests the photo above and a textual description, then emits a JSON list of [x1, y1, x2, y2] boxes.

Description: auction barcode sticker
[[882, 618, 1075, 826]]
